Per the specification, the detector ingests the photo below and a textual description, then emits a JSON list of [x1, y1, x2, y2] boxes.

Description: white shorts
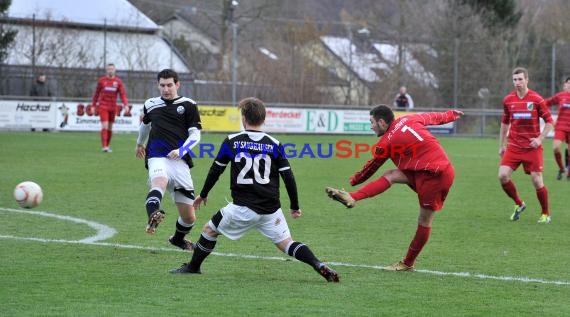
[[209, 203, 291, 244], [147, 157, 194, 204]]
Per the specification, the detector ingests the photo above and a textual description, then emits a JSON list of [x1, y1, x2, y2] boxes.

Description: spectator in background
[[30, 73, 53, 98], [92, 63, 129, 153], [394, 86, 414, 111]]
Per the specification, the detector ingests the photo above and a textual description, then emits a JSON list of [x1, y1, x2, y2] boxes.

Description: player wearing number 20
[[170, 97, 339, 282], [326, 104, 463, 271]]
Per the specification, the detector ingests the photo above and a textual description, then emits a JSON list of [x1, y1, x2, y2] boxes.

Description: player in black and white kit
[[135, 69, 201, 251], [170, 97, 339, 282]]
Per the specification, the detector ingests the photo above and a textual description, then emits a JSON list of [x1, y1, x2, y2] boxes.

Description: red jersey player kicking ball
[[326, 104, 463, 272]]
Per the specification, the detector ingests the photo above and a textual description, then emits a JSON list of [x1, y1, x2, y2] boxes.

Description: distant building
[[4, 0, 189, 72]]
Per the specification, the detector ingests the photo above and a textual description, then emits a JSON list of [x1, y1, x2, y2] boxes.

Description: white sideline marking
[[1, 207, 568, 286], [0, 207, 116, 243]]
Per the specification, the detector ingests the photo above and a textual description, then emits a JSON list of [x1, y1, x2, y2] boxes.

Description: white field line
[[1, 207, 569, 286], [0, 207, 116, 243]]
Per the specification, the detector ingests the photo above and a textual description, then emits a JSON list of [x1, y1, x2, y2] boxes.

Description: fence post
[[453, 38, 459, 134], [551, 42, 556, 96]]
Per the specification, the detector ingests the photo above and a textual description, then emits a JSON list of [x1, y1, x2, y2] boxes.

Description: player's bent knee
[[498, 172, 511, 183], [275, 237, 293, 253], [179, 211, 196, 224], [203, 223, 218, 236]]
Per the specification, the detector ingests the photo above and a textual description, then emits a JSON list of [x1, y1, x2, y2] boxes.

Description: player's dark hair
[[238, 97, 266, 126], [370, 104, 394, 125], [512, 67, 528, 79], [565, 77, 570, 83], [157, 69, 179, 83]]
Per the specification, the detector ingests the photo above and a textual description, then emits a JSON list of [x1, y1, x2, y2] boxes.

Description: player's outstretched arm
[[415, 110, 464, 126]]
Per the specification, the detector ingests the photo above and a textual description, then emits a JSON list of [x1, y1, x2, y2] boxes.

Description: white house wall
[[8, 0, 157, 30], [5, 25, 189, 72]]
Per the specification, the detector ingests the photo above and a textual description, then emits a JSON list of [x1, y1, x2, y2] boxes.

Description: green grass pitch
[[1, 131, 569, 316]]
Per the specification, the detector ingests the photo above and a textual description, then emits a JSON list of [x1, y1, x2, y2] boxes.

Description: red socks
[[101, 129, 113, 148], [350, 176, 391, 201], [404, 224, 431, 267], [101, 128, 108, 147], [555, 151, 564, 171], [501, 180, 523, 206], [107, 130, 113, 147], [502, 181, 549, 215], [536, 186, 549, 215]]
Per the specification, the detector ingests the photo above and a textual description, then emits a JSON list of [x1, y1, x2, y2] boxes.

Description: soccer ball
[[13, 181, 43, 209]]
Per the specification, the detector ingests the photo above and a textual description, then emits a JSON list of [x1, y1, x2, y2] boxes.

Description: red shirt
[[373, 111, 458, 173], [91, 76, 128, 110], [545, 91, 570, 132], [501, 89, 553, 150]]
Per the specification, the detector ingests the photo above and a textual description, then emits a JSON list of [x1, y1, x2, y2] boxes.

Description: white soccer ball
[[13, 181, 43, 209]]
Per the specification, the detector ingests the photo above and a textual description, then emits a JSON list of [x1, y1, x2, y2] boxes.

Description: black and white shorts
[[147, 157, 195, 204], [209, 203, 291, 244]]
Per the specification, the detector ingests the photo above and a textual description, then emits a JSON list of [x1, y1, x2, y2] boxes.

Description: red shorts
[[553, 130, 570, 143], [500, 147, 543, 174], [403, 164, 455, 211], [99, 107, 117, 123]]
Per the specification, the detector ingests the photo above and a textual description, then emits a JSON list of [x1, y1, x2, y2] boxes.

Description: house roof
[[5, 24, 189, 72], [321, 35, 438, 88], [373, 43, 438, 88], [7, 0, 157, 31], [321, 36, 389, 82], [4, 0, 189, 72]]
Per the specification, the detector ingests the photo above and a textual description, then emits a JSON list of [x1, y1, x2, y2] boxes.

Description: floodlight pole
[[231, 22, 237, 107], [32, 14, 36, 73], [229, 1, 239, 107], [103, 19, 107, 67], [551, 42, 556, 96]]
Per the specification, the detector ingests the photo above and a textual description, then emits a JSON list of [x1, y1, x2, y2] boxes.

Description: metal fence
[[2, 39, 569, 109]]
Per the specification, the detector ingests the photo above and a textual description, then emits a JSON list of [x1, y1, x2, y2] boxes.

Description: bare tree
[[239, 20, 332, 104], [8, 15, 97, 97], [0, 0, 17, 63]]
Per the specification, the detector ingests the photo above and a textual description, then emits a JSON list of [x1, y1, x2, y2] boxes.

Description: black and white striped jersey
[[142, 96, 202, 167], [201, 130, 298, 214]]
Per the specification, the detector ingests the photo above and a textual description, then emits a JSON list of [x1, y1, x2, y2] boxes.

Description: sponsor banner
[[199, 106, 241, 132], [56, 103, 241, 132], [0, 100, 460, 135], [56, 102, 143, 131], [264, 107, 305, 133], [341, 110, 373, 134], [427, 121, 455, 134], [264, 107, 374, 134], [263, 108, 458, 135], [0, 100, 57, 129]]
